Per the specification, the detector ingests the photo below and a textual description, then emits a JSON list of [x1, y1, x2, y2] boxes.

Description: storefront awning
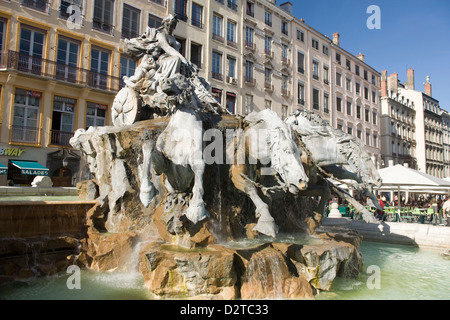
[[11, 161, 49, 176], [0, 162, 7, 175]]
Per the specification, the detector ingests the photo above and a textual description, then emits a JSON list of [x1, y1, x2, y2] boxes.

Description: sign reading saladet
[[0, 147, 26, 157], [21, 169, 49, 176]]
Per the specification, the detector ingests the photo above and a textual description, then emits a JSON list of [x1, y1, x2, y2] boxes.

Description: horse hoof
[[253, 220, 278, 238], [184, 203, 209, 224]]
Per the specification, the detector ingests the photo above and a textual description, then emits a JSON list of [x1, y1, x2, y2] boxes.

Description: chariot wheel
[[112, 87, 146, 126]]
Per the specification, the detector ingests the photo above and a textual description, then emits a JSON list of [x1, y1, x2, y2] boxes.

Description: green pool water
[[0, 241, 448, 300]]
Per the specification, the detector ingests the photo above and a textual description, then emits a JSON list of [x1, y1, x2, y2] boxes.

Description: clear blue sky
[[291, 0, 450, 110]]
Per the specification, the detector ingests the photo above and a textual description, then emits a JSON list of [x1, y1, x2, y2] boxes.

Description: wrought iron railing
[[1, 50, 121, 92]]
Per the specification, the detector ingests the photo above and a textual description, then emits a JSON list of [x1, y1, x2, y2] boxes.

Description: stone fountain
[[69, 15, 376, 299]]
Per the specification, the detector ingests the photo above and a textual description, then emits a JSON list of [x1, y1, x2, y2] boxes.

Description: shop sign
[[21, 169, 49, 176], [0, 147, 26, 157]]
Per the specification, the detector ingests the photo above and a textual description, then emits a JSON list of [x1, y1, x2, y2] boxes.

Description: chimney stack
[[381, 70, 388, 97], [356, 53, 365, 62], [406, 68, 415, 90], [333, 32, 340, 46], [388, 73, 399, 94], [425, 76, 432, 96], [280, 2, 293, 14]]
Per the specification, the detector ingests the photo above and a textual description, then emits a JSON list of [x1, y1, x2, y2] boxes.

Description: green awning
[[0, 162, 7, 175], [11, 161, 49, 176]]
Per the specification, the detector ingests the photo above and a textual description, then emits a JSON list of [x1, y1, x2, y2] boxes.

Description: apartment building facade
[[169, 0, 382, 166], [0, 0, 167, 186], [0, 0, 383, 186], [379, 68, 447, 178]]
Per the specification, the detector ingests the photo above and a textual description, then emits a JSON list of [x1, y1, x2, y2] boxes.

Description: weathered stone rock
[[31, 176, 53, 187], [139, 242, 237, 299], [77, 179, 99, 200]]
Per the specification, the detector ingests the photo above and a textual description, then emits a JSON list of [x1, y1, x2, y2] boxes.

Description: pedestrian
[[375, 194, 385, 221], [442, 195, 450, 226]]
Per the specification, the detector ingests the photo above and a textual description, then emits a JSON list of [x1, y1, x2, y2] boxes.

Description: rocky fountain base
[[72, 115, 363, 300]]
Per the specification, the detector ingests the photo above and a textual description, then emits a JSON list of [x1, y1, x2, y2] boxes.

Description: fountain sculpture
[[69, 14, 382, 299]]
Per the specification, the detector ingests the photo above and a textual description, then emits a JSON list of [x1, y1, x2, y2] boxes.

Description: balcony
[[227, 40, 237, 49], [244, 76, 255, 85], [212, 33, 224, 43], [51, 130, 74, 147], [92, 19, 115, 35], [281, 57, 290, 65], [264, 82, 274, 91], [281, 88, 290, 97], [1, 50, 120, 93], [11, 125, 40, 144], [212, 72, 223, 81], [264, 49, 274, 59], [245, 41, 256, 50]]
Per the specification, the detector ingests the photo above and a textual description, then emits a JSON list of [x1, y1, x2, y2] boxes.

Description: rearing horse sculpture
[[285, 109, 383, 224]]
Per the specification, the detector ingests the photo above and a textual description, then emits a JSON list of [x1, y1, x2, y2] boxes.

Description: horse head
[[246, 110, 309, 194]]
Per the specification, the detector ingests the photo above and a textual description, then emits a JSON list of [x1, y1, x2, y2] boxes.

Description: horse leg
[[184, 160, 209, 224], [139, 140, 157, 207]]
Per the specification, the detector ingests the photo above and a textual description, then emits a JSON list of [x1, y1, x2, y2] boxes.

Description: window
[[122, 4, 140, 39], [364, 69, 368, 81], [322, 45, 328, 56], [372, 91, 376, 103], [265, 11, 272, 26], [357, 105, 361, 119], [373, 134, 378, 148], [281, 21, 288, 35], [12, 89, 41, 143], [365, 108, 370, 122], [245, 60, 253, 83], [346, 59, 351, 71], [297, 29, 304, 42], [364, 87, 369, 100], [191, 3, 203, 28], [355, 65, 360, 76], [346, 78, 352, 91], [174, 0, 187, 21], [337, 123, 343, 131], [323, 66, 329, 84], [51, 95, 75, 146], [282, 75, 288, 96], [356, 82, 361, 94], [190, 42, 202, 69], [226, 92, 236, 114], [119, 55, 136, 88], [347, 127, 353, 135], [336, 53, 341, 64], [357, 129, 362, 140], [336, 97, 342, 112], [366, 131, 371, 146], [246, 1, 254, 17], [18, 26, 46, 75], [298, 82, 305, 105], [264, 35, 272, 56], [347, 101, 352, 115], [227, 0, 237, 11], [55, 37, 80, 82], [226, 20, 236, 47], [93, 0, 115, 34], [372, 75, 376, 85], [313, 88, 319, 110], [372, 111, 377, 125], [264, 68, 272, 89], [212, 14, 223, 41], [336, 72, 341, 86], [245, 27, 254, 48], [324, 93, 329, 113], [212, 51, 222, 80], [0, 19, 5, 51], [21, 0, 49, 12], [282, 105, 288, 120], [59, 0, 83, 20], [282, 44, 288, 64], [312, 60, 319, 80], [312, 38, 319, 50], [227, 56, 236, 79], [265, 99, 271, 110], [90, 47, 110, 89], [245, 94, 253, 114], [86, 102, 107, 128], [148, 13, 162, 29], [297, 51, 304, 73]]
